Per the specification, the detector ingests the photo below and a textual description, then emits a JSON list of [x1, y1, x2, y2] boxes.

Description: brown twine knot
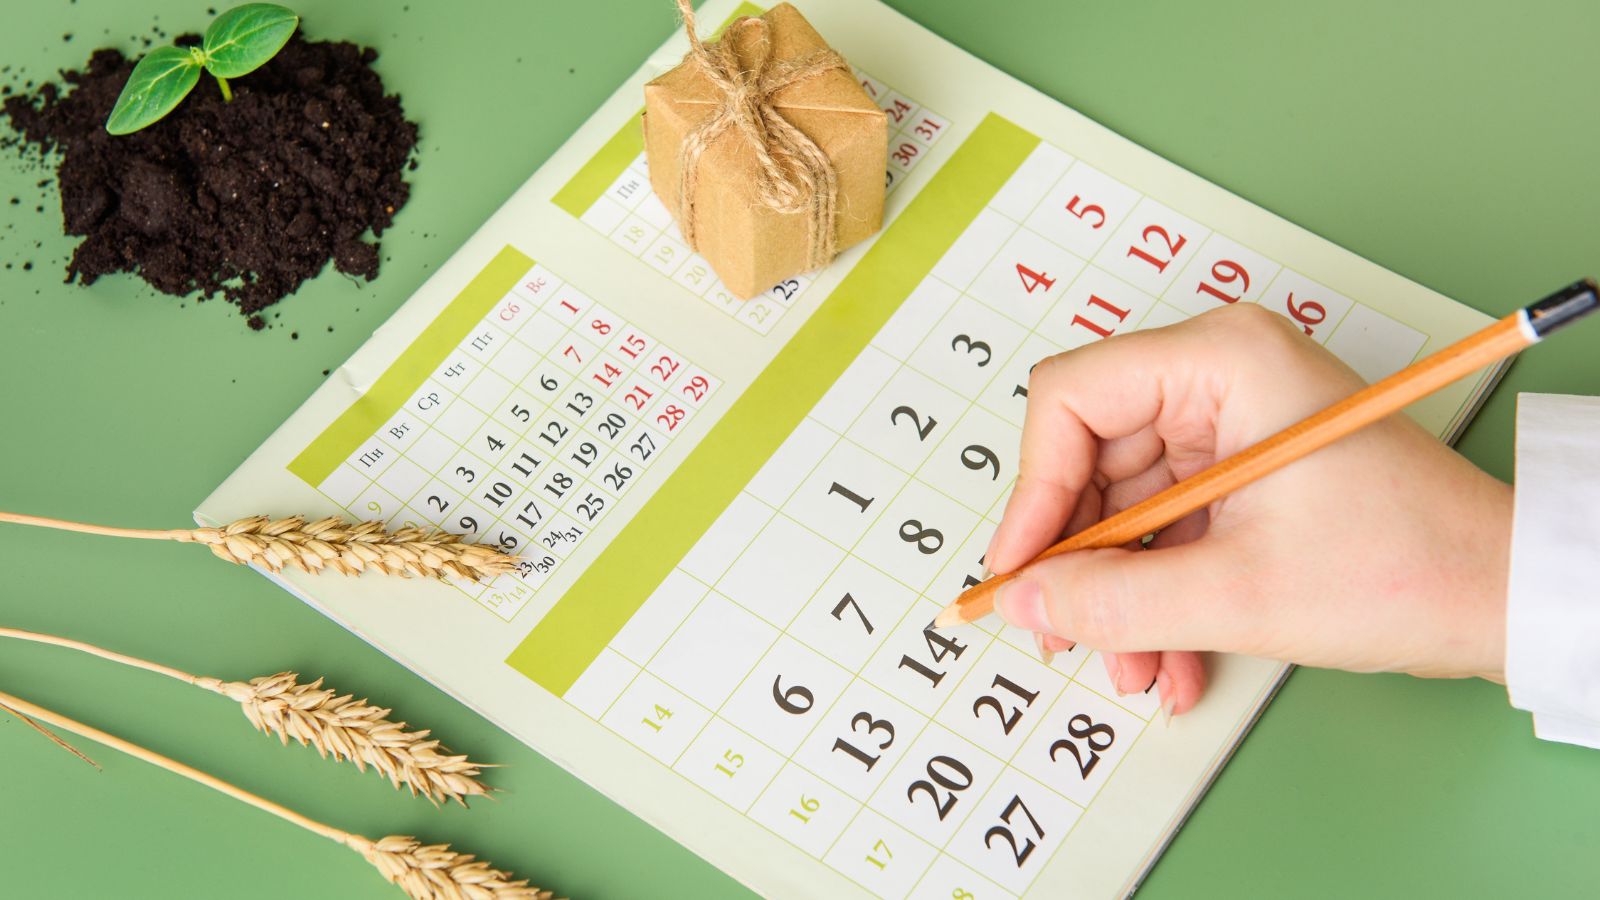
[[673, 0, 847, 271]]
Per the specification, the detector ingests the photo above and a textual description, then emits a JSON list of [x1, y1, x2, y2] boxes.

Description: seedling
[[106, 3, 299, 135]]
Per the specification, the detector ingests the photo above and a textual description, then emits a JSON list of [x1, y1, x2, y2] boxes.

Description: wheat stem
[[0, 627, 493, 805], [0, 626, 206, 685], [0, 688, 552, 899], [0, 687, 350, 843], [0, 510, 188, 541]]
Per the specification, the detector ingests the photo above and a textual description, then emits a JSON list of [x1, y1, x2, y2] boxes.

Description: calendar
[[200, 1, 1509, 897]]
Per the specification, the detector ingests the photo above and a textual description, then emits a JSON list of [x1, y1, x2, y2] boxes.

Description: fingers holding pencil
[[942, 280, 1597, 713]]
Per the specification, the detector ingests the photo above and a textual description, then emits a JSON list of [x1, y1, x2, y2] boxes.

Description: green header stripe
[[288, 245, 534, 486], [508, 113, 1040, 695], [551, 114, 647, 219], [549, 1, 768, 220]]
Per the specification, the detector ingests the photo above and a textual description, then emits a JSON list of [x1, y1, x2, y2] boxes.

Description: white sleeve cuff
[[1505, 392, 1600, 748]]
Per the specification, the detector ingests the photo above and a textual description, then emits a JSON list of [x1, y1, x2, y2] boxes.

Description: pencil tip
[[932, 604, 965, 630]]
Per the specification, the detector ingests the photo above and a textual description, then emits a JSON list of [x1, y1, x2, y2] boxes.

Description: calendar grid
[[303, 254, 723, 620], [523, 113, 1437, 897]]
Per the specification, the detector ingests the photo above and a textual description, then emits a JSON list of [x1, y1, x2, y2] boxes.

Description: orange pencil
[[935, 278, 1600, 630]]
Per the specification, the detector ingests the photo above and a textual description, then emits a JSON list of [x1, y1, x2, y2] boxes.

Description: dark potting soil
[[2, 34, 418, 328]]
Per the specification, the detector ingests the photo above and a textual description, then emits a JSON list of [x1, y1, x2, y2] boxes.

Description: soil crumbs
[[2, 34, 418, 328]]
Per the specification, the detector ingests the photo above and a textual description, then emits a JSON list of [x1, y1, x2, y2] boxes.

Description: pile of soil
[[2, 33, 418, 328]]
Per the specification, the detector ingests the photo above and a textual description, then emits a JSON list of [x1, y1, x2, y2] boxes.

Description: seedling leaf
[[105, 47, 203, 135], [203, 3, 299, 79]]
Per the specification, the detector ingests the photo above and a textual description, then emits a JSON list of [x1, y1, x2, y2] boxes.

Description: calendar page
[[199, 1, 1508, 897]]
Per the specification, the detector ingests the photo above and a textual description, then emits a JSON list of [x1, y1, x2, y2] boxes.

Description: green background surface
[[1, 1, 1595, 897]]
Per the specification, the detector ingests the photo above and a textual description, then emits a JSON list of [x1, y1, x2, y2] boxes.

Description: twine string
[[673, 0, 845, 270]]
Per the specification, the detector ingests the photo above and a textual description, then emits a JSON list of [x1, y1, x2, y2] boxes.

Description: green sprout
[[105, 3, 299, 135]]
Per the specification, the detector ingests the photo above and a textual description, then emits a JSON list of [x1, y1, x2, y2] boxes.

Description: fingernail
[[1157, 672, 1176, 727], [982, 527, 1000, 579], [980, 563, 994, 580], [994, 579, 1048, 632], [1033, 632, 1055, 666], [1044, 634, 1076, 654], [1102, 653, 1123, 694]]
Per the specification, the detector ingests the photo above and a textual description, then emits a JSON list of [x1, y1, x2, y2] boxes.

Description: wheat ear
[[0, 511, 518, 581], [0, 688, 554, 900], [0, 627, 492, 806]]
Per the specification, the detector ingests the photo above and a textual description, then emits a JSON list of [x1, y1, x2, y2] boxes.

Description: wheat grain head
[[355, 835, 555, 900], [208, 672, 493, 806], [187, 515, 517, 581]]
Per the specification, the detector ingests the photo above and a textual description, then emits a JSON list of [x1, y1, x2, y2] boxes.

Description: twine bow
[[673, 0, 848, 271]]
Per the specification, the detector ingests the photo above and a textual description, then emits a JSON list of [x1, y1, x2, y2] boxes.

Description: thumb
[[991, 542, 1256, 653]]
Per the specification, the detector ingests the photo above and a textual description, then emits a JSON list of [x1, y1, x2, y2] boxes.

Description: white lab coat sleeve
[[1505, 392, 1600, 747]]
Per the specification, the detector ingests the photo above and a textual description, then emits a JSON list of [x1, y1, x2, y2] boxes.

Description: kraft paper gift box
[[643, 2, 887, 299]]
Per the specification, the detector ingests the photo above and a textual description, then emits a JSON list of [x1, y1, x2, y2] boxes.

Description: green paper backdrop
[[2, 1, 1597, 897]]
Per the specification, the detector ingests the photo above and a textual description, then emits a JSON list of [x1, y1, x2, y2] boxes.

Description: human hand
[[986, 303, 1513, 717]]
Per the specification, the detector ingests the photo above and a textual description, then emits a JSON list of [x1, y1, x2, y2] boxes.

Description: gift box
[[643, 2, 887, 299]]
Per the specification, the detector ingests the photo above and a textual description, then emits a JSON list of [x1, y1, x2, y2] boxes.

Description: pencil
[[934, 277, 1600, 630]]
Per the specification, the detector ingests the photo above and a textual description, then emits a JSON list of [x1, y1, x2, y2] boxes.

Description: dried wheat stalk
[[0, 627, 492, 806], [0, 511, 518, 581], [356, 835, 555, 900], [0, 688, 556, 900], [217, 672, 492, 806]]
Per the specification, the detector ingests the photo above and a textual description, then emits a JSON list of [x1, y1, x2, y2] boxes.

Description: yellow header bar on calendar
[[287, 245, 535, 487], [508, 113, 1041, 696]]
